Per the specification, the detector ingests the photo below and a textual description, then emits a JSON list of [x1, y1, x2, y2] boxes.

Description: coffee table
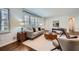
[[23, 35, 56, 51]]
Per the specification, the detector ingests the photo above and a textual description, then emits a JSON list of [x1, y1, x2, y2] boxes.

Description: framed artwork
[[53, 20, 59, 27]]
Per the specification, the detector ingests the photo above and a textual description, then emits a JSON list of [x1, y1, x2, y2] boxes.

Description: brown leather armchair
[[44, 32, 62, 51], [44, 33, 57, 41]]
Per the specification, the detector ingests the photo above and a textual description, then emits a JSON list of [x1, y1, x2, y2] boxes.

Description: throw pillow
[[38, 27, 41, 31], [32, 28, 36, 32]]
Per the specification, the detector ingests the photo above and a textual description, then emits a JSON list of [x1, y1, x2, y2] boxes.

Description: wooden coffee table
[[23, 35, 55, 51]]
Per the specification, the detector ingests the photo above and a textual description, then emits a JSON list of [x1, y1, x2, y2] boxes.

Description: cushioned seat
[[58, 37, 79, 51], [26, 27, 44, 39]]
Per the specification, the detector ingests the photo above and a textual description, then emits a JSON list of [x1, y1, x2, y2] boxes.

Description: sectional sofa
[[26, 27, 44, 39]]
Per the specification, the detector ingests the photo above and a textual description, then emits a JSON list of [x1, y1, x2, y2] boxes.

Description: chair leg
[[51, 47, 58, 51], [56, 39, 62, 51], [57, 46, 62, 51], [51, 46, 62, 51]]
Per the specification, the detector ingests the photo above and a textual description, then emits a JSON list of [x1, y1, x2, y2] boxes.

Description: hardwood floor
[[0, 41, 36, 51], [0, 32, 79, 51]]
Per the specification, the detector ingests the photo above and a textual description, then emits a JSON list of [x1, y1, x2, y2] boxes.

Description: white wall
[[45, 18, 52, 30], [45, 16, 68, 30], [45, 16, 79, 32], [0, 8, 24, 47], [75, 16, 79, 32]]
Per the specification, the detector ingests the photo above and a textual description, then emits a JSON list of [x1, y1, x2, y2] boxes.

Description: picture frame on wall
[[53, 20, 59, 27]]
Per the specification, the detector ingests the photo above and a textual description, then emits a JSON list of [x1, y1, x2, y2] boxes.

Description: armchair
[[58, 37, 79, 51], [44, 32, 62, 51]]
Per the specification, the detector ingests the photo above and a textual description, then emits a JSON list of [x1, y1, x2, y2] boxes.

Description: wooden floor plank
[[0, 41, 36, 51]]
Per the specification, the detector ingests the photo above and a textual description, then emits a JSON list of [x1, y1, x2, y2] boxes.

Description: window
[[23, 11, 44, 29], [24, 15, 29, 26], [0, 9, 10, 33]]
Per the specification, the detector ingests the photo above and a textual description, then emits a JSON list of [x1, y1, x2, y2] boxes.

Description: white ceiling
[[26, 8, 79, 17]]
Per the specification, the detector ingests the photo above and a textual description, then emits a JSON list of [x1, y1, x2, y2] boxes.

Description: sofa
[[26, 27, 44, 39]]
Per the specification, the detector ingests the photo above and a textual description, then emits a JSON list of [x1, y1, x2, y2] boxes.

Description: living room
[[0, 8, 79, 51]]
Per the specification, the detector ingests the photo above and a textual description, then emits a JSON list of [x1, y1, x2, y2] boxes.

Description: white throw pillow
[[35, 28, 38, 32]]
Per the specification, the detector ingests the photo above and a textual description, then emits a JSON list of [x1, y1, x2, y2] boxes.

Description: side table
[[17, 32, 27, 42]]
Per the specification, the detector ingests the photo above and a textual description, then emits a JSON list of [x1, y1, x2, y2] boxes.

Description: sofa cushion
[[36, 28, 39, 32], [38, 27, 41, 31]]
